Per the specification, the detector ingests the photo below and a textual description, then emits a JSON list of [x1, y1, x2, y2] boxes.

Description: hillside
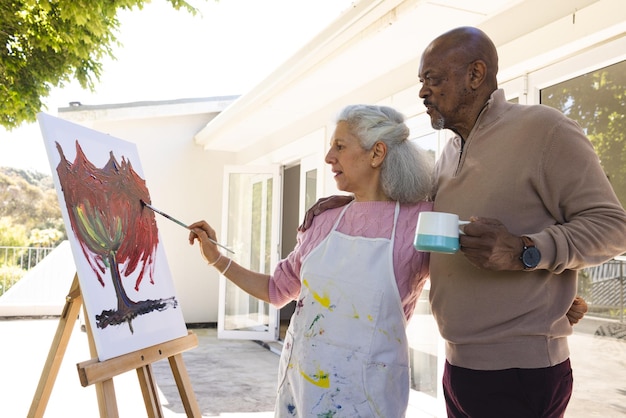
[[0, 167, 54, 190], [0, 167, 64, 247]]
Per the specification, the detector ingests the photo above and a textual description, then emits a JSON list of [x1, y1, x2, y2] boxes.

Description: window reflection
[[305, 169, 317, 211], [541, 60, 626, 208]]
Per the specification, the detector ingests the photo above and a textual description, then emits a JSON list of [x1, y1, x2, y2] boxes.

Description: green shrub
[[0, 265, 25, 296]]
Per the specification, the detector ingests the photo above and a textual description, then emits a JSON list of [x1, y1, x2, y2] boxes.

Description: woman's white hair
[[336, 104, 434, 203]]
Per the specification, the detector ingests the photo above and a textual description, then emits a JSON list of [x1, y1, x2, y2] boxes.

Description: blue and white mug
[[413, 211, 469, 254]]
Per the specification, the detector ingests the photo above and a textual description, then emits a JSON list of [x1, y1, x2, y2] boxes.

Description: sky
[[0, 0, 354, 175]]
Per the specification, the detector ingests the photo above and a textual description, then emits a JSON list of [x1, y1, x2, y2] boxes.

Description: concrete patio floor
[[1, 318, 277, 417], [1, 317, 625, 417]]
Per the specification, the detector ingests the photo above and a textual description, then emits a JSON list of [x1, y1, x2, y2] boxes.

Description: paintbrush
[[140, 200, 235, 254]]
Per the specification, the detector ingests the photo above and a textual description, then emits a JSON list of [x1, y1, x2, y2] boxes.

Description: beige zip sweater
[[430, 89, 626, 370]]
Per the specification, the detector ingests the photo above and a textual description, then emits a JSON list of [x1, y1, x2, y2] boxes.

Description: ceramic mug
[[413, 211, 470, 253]]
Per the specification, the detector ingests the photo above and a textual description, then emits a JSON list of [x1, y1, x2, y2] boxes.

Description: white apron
[[275, 202, 409, 417]]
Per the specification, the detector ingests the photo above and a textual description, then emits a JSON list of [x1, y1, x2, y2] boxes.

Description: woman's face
[[325, 121, 376, 199]]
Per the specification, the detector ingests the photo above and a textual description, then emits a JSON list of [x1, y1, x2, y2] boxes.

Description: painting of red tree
[[56, 141, 177, 333], [39, 113, 187, 361]]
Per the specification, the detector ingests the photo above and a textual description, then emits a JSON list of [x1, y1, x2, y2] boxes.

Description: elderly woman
[[189, 104, 434, 417]]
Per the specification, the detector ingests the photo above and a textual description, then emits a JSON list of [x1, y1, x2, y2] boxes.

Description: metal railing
[[579, 256, 626, 324], [0, 246, 55, 296]]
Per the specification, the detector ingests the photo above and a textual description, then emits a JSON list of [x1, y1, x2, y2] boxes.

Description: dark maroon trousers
[[443, 359, 573, 418]]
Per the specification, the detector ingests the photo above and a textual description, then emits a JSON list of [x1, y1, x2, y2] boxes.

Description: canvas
[[38, 113, 188, 361]]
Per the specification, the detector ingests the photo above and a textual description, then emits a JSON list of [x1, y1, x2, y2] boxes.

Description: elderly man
[[420, 26, 626, 417]]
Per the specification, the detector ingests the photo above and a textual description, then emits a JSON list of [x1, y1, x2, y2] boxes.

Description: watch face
[[522, 247, 541, 268]]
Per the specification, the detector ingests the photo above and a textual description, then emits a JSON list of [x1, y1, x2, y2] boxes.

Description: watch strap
[[521, 235, 535, 249]]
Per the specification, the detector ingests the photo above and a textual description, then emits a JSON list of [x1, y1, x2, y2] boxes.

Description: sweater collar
[[458, 89, 507, 148], [476, 89, 507, 129]]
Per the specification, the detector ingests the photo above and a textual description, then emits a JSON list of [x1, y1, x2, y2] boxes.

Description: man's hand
[[459, 217, 523, 270], [298, 195, 354, 232], [567, 296, 588, 325]]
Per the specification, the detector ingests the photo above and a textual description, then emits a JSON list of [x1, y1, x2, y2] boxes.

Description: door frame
[[217, 164, 282, 341]]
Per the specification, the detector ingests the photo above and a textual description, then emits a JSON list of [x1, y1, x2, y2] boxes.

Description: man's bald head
[[425, 26, 499, 89], [418, 27, 499, 138]]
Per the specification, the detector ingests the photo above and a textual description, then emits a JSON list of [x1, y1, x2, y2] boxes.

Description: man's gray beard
[[432, 116, 445, 130]]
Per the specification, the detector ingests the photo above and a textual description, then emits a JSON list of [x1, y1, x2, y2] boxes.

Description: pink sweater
[[269, 200, 433, 321]]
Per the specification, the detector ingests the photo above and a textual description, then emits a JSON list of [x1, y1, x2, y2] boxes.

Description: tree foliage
[[541, 60, 626, 208], [1, 0, 198, 130], [0, 216, 28, 247], [0, 167, 65, 246]]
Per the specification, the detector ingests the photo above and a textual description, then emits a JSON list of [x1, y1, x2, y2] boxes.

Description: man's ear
[[469, 60, 487, 89], [371, 141, 387, 168]]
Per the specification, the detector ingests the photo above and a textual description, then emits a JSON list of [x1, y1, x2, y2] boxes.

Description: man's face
[[418, 49, 472, 133]]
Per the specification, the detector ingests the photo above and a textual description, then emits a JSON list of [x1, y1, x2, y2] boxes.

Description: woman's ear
[[371, 141, 387, 168]]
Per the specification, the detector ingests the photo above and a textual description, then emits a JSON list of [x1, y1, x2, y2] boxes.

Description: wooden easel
[[28, 274, 201, 417]]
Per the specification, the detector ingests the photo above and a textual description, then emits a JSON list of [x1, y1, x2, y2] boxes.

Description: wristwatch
[[520, 236, 541, 269]]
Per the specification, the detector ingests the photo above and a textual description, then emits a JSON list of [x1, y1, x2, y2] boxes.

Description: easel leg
[[137, 364, 164, 418], [83, 301, 120, 418], [100, 379, 120, 417], [28, 274, 82, 418], [169, 353, 202, 417], [77, 332, 201, 417], [30, 274, 199, 418]]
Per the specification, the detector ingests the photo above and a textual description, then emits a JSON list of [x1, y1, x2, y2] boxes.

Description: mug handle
[[458, 220, 470, 235]]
